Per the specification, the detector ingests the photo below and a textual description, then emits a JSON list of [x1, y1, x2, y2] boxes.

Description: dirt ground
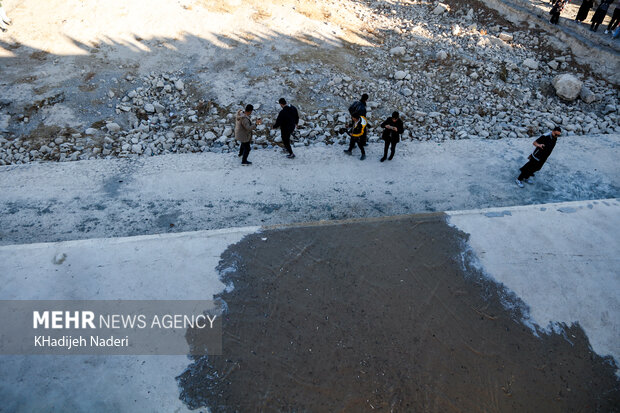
[[177, 215, 619, 412]]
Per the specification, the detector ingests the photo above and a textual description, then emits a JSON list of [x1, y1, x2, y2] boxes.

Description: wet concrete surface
[[177, 214, 619, 412]]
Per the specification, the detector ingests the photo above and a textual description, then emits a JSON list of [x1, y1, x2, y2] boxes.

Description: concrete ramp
[[0, 200, 618, 411]]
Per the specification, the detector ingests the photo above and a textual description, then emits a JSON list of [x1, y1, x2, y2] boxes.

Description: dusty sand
[[177, 214, 619, 412]]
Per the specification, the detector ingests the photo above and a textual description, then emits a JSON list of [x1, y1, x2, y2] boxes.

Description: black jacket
[[531, 132, 557, 164], [380, 117, 404, 142], [349, 116, 368, 144], [273, 105, 299, 134]]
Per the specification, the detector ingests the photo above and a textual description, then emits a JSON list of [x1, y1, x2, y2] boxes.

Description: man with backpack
[[272, 98, 299, 159], [516, 127, 561, 188]]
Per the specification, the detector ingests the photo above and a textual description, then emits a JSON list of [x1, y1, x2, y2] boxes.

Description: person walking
[[379, 111, 404, 162], [550, 0, 569, 24], [235, 104, 261, 166], [516, 127, 562, 188], [343, 114, 368, 160], [0, 1, 11, 32], [272, 98, 299, 159], [591, 0, 611, 31], [605, 5, 620, 32], [575, 0, 594, 23]]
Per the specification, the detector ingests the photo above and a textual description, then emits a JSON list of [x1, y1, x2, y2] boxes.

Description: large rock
[[579, 86, 596, 104], [522, 58, 539, 70], [552, 74, 583, 101], [390, 46, 406, 56], [498, 32, 513, 42], [106, 122, 121, 133], [394, 71, 407, 80], [433, 3, 449, 14]]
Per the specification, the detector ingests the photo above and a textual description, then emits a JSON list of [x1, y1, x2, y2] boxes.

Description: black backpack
[[348, 101, 364, 117]]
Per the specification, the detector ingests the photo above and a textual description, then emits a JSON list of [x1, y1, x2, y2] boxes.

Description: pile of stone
[[0, 0, 618, 165]]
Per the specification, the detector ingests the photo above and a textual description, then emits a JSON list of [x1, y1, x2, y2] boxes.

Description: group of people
[[234, 94, 562, 191], [551, 0, 620, 36], [234, 94, 406, 165]]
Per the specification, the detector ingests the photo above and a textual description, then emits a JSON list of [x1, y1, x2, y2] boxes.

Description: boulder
[[390, 46, 406, 56], [498, 32, 513, 42], [394, 71, 407, 80], [106, 122, 121, 133], [579, 87, 596, 104], [552, 74, 583, 101], [522, 58, 539, 70], [433, 3, 449, 14]]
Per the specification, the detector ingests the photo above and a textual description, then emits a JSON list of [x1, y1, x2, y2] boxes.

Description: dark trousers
[[383, 139, 397, 159], [518, 159, 543, 180], [608, 13, 620, 31], [591, 20, 602, 31], [281, 130, 294, 155], [348, 137, 365, 156], [239, 142, 251, 162], [550, 11, 561, 24]]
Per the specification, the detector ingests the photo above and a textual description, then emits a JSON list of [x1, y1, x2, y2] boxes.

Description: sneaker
[[286, 153, 296, 159], [241, 161, 252, 165], [524, 177, 534, 184], [343, 149, 352, 155], [515, 179, 524, 188], [388, 155, 394, 160], [238, 152, 242, 157], [605, 29, 610, 34], [380, 157, 386, 162], [360, 154, 366, 160]]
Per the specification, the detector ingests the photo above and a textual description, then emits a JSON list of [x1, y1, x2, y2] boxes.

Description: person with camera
[[379, 111, 404, 162], [272, 98, 299, 159], [515, 126, 561, 188], [235, 104, 262, 166], [343, 114, 368, 160]]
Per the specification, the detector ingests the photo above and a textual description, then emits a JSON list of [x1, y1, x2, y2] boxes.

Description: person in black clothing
[[380, 111, 404, 162], [272, 98, 299, 159], [343, 114, 368, 160], [516, 127, 561, 188], [575, 0, 594, 23], [605, 5, 620, 32], [591, 0, 612, 31], [549, 0, 568, 24], [348, 93, 368, 118]]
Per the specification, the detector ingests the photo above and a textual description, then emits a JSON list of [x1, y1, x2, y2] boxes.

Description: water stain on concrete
[[177, 215, 619, 412]]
